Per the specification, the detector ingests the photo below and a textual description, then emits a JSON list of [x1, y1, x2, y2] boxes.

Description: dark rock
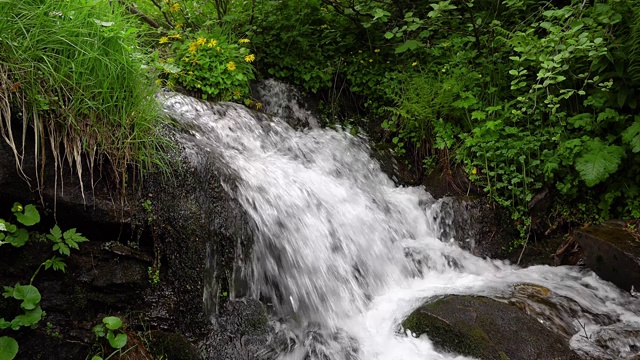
[[148, 330, 202, 360], [436, 197, 517, 259], [574, 221, 640, 292], [402, 295, 579, 360]]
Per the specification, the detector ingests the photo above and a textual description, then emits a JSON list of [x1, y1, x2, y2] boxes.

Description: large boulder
[[574, 221, 640, 292], [402, 295, 579, 360]]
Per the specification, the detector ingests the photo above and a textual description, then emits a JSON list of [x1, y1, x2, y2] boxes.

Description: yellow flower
[[471, 168, 477, 175], [169, 3, 180, 12], [159, 36, 169, 44], [412, 61, 418, 66], [196, 37, 206, 46], [256, 102, 263, 110], [369, 59, 373, 62], [181, 56, 189, 61], [238, 38, 250, 44], [244, 54, 255, 63], [167, 57, 175, 63], [216, 46, 222, 52], [207, 39, 217, 48], [188, 41, 199, 54], [227, 61, 236, 71], [374, 49, 380, 53], [175, 22, 183, 29], [169, 33, 182, 39], [188, 71, 194, 75]]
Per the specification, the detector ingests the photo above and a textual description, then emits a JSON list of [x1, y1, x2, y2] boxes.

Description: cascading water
[[161, 90, 640, 360]]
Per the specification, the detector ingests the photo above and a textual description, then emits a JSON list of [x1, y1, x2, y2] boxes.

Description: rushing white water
[[162, 91, 640, 360]]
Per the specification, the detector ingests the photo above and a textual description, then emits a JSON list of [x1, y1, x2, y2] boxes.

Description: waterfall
[[161, 89, 640, 360]]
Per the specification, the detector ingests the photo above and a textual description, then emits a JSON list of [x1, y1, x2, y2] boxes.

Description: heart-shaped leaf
[[102, 316, 123, 330], [14, 205, 40, 226], [12, 285, 41, 310], [0, 336, 18, 360], [107, 333, 128, 349]]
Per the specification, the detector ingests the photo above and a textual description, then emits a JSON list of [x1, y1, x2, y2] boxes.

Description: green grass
[[0, 0, 168, 195]]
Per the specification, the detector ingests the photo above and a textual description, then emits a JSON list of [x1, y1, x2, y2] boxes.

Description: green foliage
[[92, 315, 129, 358], [0, 203, 88, 360], [157, 29, 256, 100], [0, 0, 168, 193], [0, 337, 18, 360], [128, 0, 640, 244]]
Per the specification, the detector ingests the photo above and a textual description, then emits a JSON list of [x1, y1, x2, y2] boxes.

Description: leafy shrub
[[157, 29, 256, 100]]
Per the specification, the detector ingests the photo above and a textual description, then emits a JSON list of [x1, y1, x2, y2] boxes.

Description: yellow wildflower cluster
[[189, 37, 220, 54], [244, 54, 255, 63], [239, 38, 250, 44], [169, 3, 180, 12], [169, 33, 181, 39], [159, 36, 169, 44], [227, 61, 236, 71]]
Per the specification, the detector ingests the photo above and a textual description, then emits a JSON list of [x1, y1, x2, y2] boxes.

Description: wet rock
[[574, 221, 640, 292], [402, 295, 579, 360], [148, 330, 202, 360]]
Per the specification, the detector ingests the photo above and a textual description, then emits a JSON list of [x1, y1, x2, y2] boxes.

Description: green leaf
[[92, 324, 106, 338], [0, 318, 11, 329], [395, 40, 421, 53], [103, 316, 123, 330], [5, 229, 28, 247], [13, 285, 41, 310], [575, 139, 624, 187], [622, 118, 640, 153], [12, 306, 42, 327], [0, 336, 18, 360], [471, 111, 486, 120], [91, 356, 103, 360], [0, 222, 6, 231], [107, 333, 128, 349], [14, 205, 40, 226], [48, 225, 62, 242]]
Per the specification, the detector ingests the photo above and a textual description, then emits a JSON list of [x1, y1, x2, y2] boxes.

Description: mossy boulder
[[574, 221, 640, 292], [402, 295, 579, 360]]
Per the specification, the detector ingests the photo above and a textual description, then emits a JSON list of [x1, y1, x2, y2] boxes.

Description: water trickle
[[162, 91, 640, 360]]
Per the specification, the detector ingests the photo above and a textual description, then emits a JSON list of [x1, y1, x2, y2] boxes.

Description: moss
[[403, 309, 486, 359]]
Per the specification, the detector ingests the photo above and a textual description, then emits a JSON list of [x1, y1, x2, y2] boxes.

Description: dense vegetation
[[2, 0, 639, 244]]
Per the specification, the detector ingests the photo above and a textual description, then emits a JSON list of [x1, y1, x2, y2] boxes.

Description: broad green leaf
[[12, 306, 42, 327], [0, 318, 10, 329], [103, 316, 123, 330], [0, 222, 6, 231], [575, 139, 624, 187], [395, 40, 421, 54], [622, 118, 640, 153], [107, 333, 128, 349], [91, 356, 103, 360], [13, 285, 41, 310], [0, 336, 18, 360], [14, 205, 40, 226], [5, 229, 28, 247]]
